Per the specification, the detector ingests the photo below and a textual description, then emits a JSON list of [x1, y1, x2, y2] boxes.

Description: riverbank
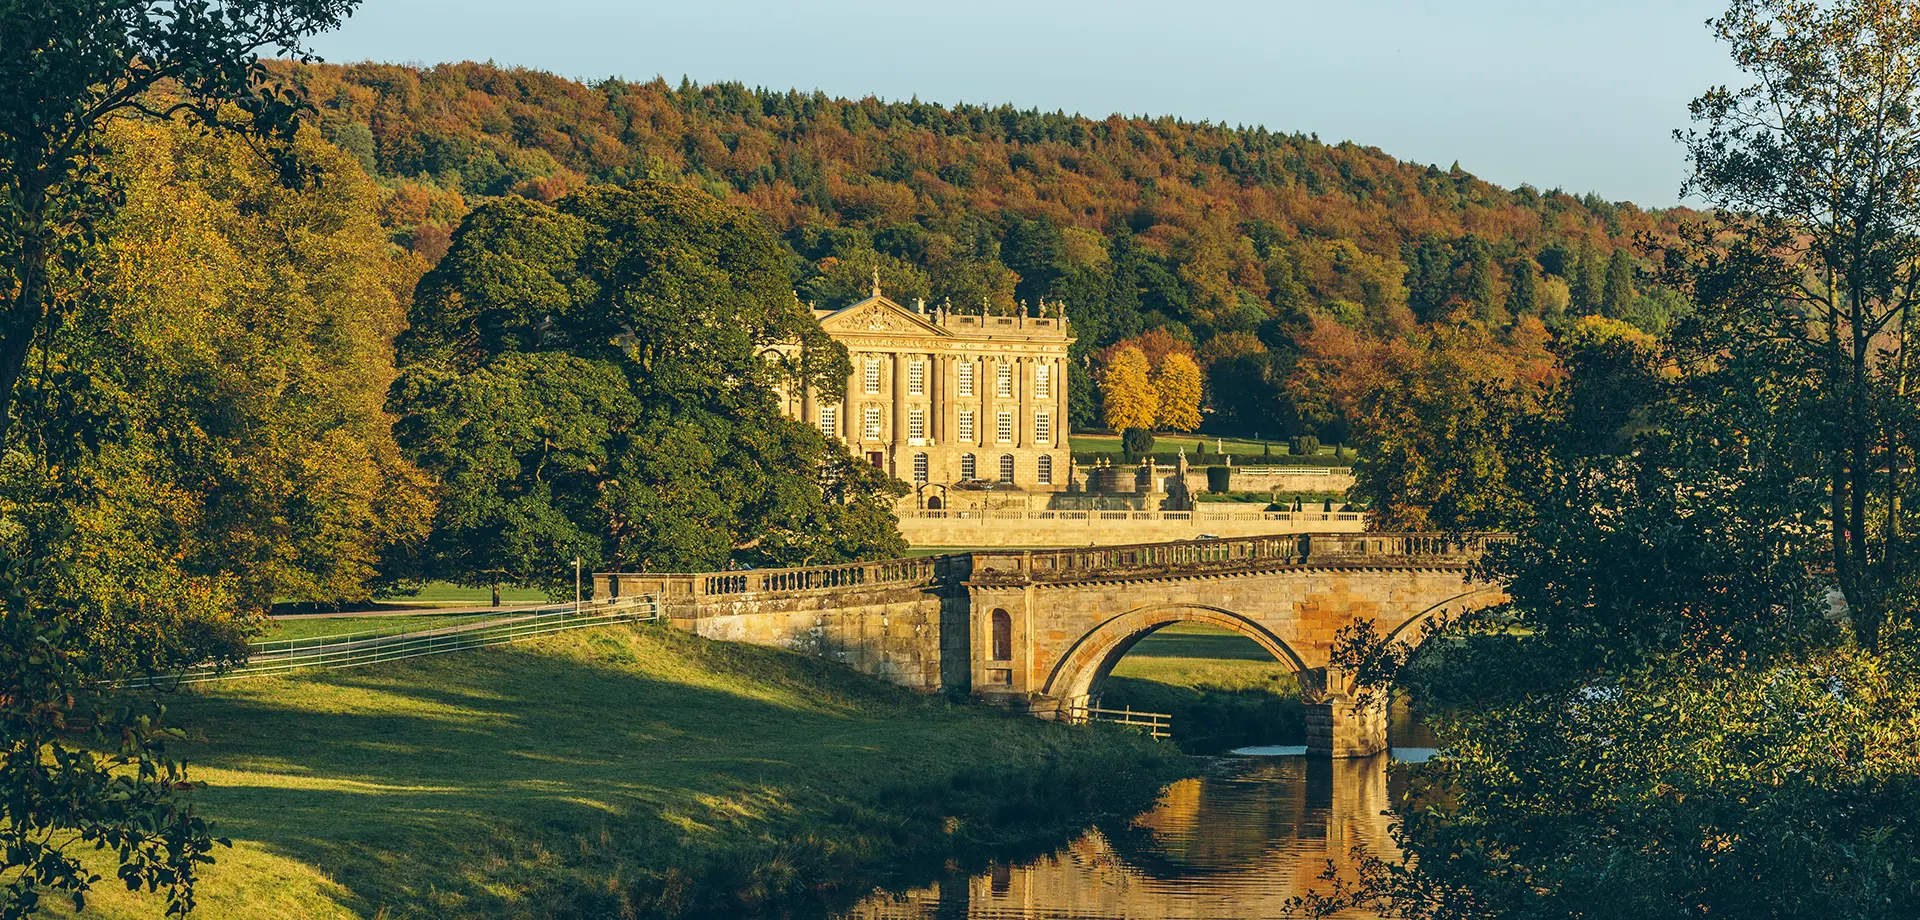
[[54, 624, 1189, 920]]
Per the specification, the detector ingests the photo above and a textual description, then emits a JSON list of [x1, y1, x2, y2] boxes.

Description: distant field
[[1069, 433, 1347, 463], [1109, 623, 1298, 692], [259, 613, 509, 643], [375, 581, 552, 606], [1103, 623, 1304, 751], [273, 581, 554, 616]]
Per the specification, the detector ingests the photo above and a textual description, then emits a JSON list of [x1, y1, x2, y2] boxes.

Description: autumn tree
[[1, 3, 372, 912], [1098, 345, 1158, 431], [1151, 352, 1204, 431], [0, 0, 361, 446]]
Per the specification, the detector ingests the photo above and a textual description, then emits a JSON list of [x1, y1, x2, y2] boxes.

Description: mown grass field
[[1102, 624, 1305, 751], [273, 582, 554, 616], [372, 581, 551, 608], [54, 625, 1184, 920], [259, 612, 508, 643]]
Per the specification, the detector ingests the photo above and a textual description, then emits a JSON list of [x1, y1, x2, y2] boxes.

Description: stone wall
[[595, 558, 968, 693], [896, 508, 1363, 548], [1183, 465, 1356, 496]]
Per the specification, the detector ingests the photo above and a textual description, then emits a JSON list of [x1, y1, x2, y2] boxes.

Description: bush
[[1121, 427, 1156, 458], [1289, 435, 1321, 457]]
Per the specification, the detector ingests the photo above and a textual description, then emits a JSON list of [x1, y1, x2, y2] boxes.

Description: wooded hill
[[280, 60, 1691, 437]]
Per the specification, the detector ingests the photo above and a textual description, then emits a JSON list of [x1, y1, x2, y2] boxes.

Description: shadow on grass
[[159, 624, 1185, 920]]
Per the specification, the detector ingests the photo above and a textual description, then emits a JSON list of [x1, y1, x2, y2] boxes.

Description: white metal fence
[[1057, 695, 1173, 740], [132, 595, 661, 687]]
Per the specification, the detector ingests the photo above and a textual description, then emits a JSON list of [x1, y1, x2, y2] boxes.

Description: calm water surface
[[840, 714, 1433, 920]]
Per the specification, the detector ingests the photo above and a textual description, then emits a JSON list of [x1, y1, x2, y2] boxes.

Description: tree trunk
[[0, 204, 53, 449]]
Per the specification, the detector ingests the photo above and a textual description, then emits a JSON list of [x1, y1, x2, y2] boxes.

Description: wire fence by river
[[130, 595, 661, 687]]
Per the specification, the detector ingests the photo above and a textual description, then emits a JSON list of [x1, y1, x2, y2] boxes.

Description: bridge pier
[[1305, 696, 1388, 758]]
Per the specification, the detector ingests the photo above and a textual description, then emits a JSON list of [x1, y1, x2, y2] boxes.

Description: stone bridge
[[597, 532, 1506, 756]]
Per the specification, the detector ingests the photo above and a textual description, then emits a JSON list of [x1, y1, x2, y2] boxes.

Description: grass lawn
[[259, 613, 513, 643], [375, 581, 552, 607], [1102, 624, 1305, 751], [53, 624, 1184, 920]]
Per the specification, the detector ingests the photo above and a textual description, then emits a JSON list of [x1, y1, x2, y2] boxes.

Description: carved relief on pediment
[[856, 302, 903, 331]]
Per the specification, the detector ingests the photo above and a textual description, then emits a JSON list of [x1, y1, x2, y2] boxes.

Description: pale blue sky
[[310, 0, 1742, 208]]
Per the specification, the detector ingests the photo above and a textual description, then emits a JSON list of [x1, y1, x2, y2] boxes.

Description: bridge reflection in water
[[841, 751, 1417, 920]]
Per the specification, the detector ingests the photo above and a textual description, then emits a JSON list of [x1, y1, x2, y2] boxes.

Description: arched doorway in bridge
[[989, 609, 1013, 662]]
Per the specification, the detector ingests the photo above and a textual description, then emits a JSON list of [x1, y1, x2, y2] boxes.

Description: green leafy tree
[[1599, 247, 1635, 318], [0, 554, 227, 920], [1465, 240, 1503, 324], [393, 182, 905, 583], [1506, 257, 1539, 318], [0, 0, 362, 445], [798, 250, 930, 310], [1298, 4, 1920, 915], [1675, 0, 1920, 652], [1570, 247, 1604, 315], [1121, 426, 1156, 459]]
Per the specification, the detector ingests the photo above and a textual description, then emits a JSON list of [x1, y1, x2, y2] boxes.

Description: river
[[838, 717, 1434, 920]]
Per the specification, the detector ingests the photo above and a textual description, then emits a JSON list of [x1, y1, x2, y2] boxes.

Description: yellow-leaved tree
[[1151, 352, 1203, 431], [1099, 346, 1158, 431]]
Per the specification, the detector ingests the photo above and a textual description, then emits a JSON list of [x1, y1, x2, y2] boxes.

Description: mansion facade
[[779, 288, 1075, 508]]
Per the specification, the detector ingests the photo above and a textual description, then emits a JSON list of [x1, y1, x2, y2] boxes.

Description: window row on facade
[[862, 357, 1052, 400], [923, 452, 1054, 485], [816, 405, 1052, 445]]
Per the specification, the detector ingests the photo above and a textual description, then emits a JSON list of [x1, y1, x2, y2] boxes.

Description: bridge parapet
[[967, 534, 1308, 585], [596, 532, 1510, 603], [965, 532, 1508, 586], [1304, 531, 1512, 563], [596, 556, 952, 612]]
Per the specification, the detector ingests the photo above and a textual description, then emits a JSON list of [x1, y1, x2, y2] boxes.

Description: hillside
[[51, 625, 1182, 919], [278, 61, 1692, 437]]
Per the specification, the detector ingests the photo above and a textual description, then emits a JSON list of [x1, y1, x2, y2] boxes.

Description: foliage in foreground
[[4, 4, 371, 914], [1306, 3, 1920, 915], [0, 554, 222, 920]]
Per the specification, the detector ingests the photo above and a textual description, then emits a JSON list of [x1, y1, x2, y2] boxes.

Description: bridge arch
[[1382, 586, 1509, 647], [1041, 604, 1309, 705]]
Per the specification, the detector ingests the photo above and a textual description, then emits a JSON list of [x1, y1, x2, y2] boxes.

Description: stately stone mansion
[[777, 284, 1074, 510], [775, 281, 1361, 545]]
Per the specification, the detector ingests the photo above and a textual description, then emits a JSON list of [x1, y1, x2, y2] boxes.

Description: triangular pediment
[[818, 295, 949, 337]]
